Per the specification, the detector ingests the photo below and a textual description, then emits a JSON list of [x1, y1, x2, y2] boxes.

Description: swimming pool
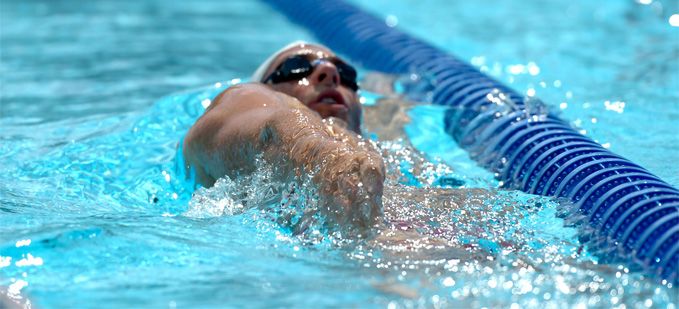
[[1, 0, 677, 308]]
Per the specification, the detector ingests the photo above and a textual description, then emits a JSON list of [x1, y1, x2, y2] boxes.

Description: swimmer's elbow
[[258, 124, 279, 145]]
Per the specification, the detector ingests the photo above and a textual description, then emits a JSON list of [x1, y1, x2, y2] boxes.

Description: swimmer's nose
[[310, 61, 340, 88]]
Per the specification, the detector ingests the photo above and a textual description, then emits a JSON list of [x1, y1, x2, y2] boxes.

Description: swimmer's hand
[[317, 148, 385, 229]]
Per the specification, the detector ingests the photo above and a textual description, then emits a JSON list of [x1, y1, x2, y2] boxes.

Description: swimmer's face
[[262, 44, 362, 133]]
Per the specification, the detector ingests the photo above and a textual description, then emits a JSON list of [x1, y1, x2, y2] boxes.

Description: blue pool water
[[1, 0, 678, 308]]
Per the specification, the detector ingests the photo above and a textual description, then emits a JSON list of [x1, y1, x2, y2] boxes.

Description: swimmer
[[182, 42, 385, 228]]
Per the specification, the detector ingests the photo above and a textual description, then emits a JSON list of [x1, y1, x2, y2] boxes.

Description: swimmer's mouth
[[314, 90, 346, 106]]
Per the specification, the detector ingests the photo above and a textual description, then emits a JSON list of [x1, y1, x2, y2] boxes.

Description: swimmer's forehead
[[264, 44, 339, 77]]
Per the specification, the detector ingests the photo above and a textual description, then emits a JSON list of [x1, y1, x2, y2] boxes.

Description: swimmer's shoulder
[[208, 82, 305, 113], [207, 83, 269, 111]]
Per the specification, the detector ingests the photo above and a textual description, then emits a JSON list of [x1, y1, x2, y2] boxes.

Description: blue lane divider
[[265, 0, 679, 283]]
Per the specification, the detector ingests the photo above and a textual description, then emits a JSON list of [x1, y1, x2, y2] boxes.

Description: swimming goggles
[[263, 55, 359, 91]]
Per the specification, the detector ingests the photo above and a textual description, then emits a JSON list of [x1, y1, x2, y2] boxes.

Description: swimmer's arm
[[182, 83, 296, 184], [182, 83, 385, 226]]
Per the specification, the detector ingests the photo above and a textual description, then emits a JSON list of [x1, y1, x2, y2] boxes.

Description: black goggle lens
[[270, 56, 313, 82], [335, 61, 358, 91]]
